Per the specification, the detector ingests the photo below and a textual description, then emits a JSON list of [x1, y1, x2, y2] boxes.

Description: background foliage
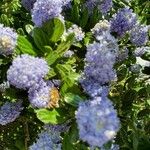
[[0, 0, 150, 150]]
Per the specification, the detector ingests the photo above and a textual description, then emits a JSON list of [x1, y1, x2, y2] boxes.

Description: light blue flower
[[0, 24, 18, 55], [7, 54, 49, 90], [0, 101, 23, 125], [76, 97, 120, 147]]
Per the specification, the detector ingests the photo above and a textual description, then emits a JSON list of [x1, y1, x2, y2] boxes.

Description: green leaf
[[16, 36, 37, 56], [45, 34, 74, 65], [117, 65, 127, 81], [122, 89, 137, 112], [35, 108, 67, 124], [42, 18, 65, 42], [64, 93, 84, 107], [33, 27, 50, 51], [80, 7, 89, 28], [56, 33, 75, 56], [62, 123, 79, 150], [45, 51, 59, 65]]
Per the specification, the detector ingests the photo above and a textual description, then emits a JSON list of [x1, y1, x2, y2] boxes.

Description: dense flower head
[[84, 64, 117, 85], [67, 24, 85, 41], [21, 0, 36, 11], [130, 24, 149, 46], [0, 101, 23, 125], [83, 42, 117, 84], [86, 42, 117, 64], [32, 0, 63, 27], [76, 97, 120, 147], [110, 7, 137, 36], [29, 128, 61, 150], [28, 80, 55, 108], [91, 20, 111, 37], [0, 24, 18, 56], [80, 77, 109, 97], [134, 47, 150, 57], [7, 54, 49, 90], [85, 0, 113, 15]]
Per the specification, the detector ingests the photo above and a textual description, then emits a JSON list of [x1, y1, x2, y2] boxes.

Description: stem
[[24, 121, 30, 150]]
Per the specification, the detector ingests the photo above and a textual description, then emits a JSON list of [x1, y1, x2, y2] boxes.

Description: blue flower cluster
[[28, 80, 54, 108], [80, 78, 109, 98], [85, 0, 113, 15], [21, 0, 36, 11], [0, 101, 23, 125], [29, 126, 61, 150], [91, 20, 111, 38], [31, 0, 71, 27], [7, 54, 49, 90], [130, 24, 149, 46], [0, 24, 18, 56], [76, 97, 120, 147], [134, 47, 150, 57], [110, 7, 137, 36], [67, 24, 85, 42]]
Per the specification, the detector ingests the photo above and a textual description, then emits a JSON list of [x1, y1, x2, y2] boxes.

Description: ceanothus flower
[[21, 0, 36, 11], [31, 0, 63, 27], [130, 24, 149, 46], [80, 77, 109, 97], [29, 128, 61, 150], [83, 42, 118, 85], [110, 7, 137, 36], [28, 80, 57, 108], [0, 24, 18, 56], [91, 20, 111, 36], [85, 0, 113, 15], [0, 101, 23, 125], [134, 47, 150, 57], [67, 24, 85, 41], [7, 54, 49, 90], [76, 97, 120, 147], [84, 64, 117, 85]]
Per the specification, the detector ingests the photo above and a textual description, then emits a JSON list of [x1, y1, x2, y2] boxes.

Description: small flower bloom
[[29, 128, 61, 150], [85, 0, 113, 15], [130, 24, 149, 46], [0, 24, 18, 56], [80, 77, 109, 97], [28, 80, 55, 108], [67, 24, 85, 42], [7, 54, 49, 90], [21, 0, 36, 11], [134, 47, 150, 57], [32, 0, 63, 27], [91, 20, 111, 36], [0, 101, 23, 125], [76, 97, 120, 147], [110, 7, 137, 36]]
